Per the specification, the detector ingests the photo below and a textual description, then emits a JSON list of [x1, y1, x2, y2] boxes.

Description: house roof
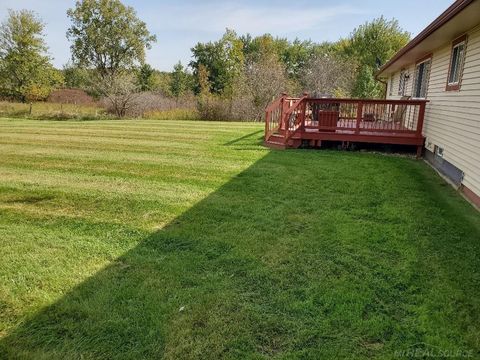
[[377, 0, 480, 77]]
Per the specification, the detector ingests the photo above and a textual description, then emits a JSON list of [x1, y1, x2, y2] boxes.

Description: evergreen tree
[[170, 61, 188, 100]]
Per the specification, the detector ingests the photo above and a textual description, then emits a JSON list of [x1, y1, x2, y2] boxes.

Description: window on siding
[[398, 70, 407, 95], [434, 145, 444, 158], [413, 58, 431, 99], [388, 76, 393, 96], [446, 35, 467, 91]]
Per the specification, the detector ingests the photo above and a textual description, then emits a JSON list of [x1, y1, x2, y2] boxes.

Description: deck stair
[[264, 133, 286, 148]]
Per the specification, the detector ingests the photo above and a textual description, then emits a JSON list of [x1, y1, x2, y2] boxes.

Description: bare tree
[[99, 73, 139, 118], [301, 53, 357, 97], [230, 53, 288, 121]]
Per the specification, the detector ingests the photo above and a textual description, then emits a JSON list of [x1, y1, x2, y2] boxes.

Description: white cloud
[[149, 2, 364, 35], [0, 1, 365, 69]]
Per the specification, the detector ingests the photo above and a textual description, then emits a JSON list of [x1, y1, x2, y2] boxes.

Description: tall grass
[[0, 101, 201, 121], [0, 101, 107, 120], [143, 108, 200, 120]]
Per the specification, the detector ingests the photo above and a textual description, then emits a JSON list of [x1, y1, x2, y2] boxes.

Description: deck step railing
[[264, 94, 286, 140]]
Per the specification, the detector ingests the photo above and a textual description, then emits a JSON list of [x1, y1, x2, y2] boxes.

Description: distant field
[[0, 101, 104, 120], [0, 118, 479, 359], [0, 101, 199, 121]]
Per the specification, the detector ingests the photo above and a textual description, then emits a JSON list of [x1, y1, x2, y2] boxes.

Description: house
[[377, 0, 480, 207]]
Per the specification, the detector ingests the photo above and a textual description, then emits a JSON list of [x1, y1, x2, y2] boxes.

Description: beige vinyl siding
[[386, 25, 480, 197]]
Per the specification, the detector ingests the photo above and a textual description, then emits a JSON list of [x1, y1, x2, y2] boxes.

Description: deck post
[[301, 95, 308, 132], [355, 101, 363, 135], [416, 101, 426, 136], [281, 96, 289, 144], [416, 145, 423, 159], [264, 110, 270, 141], [281, 94, 288, 132]]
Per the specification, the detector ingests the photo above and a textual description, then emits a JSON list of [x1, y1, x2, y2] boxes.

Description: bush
[[196, 94, 230, 121], [48, 88, 96, 105], [194, 51, 289, 122], [101, 91, 197, 118], [143, 108, 200, 120]]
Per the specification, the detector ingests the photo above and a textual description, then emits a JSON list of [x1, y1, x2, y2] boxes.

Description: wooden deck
[[264, 94, 428, 156]]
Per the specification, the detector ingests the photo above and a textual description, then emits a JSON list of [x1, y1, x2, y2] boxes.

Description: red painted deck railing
[[264, 93, 301, 140], [265, 95, 428, 146]]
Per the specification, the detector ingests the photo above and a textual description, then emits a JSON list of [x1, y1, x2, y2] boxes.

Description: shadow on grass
[[1, 150, 479, 359], [223, 130, 264, 146]]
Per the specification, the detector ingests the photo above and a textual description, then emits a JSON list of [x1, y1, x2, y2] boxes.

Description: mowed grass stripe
[[0, 119, 262, 132], [0, 144, 260, 172], [0, 132, 266, 154], [0, 155, 239, 185], [0, 128, 217, 142], [0, 214, 149, 330], [0, 200, 181, 231], [0, 166, 218, 203], [0, 119, 265, 235], [0, 123, 263, 137], [0, 124, 225, 139]]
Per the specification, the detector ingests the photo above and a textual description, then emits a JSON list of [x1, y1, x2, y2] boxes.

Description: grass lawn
[[0, 118, 479, 359]]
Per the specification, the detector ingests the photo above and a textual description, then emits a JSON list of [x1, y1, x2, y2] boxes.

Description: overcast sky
[[0, 0, 454, 71]]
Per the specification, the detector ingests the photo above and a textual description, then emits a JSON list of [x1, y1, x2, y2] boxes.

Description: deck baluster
[[355, 101, 363, 135]]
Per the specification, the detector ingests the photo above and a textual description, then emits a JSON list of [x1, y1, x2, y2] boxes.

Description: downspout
[[375, 74, 388, 99]]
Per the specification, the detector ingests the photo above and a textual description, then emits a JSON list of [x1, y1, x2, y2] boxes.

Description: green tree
[[0, 10, 63, 102], [63, 62, 91, 89], [170, 61, 188, 100], [349, 16, 410, 69], [241, 34, 289, 63], [197, 64, 210, 96], [66, 0, 156, 79], [154, 71, 173, 97], [190, 29, 244, 95], [136, 63, 156, 91], [351, 64, 383, 99], [281, 39, 319, 79], [346, 17, 410, 98]]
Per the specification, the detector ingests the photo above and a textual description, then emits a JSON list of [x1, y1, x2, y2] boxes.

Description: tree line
[[0, 0, 410, 120]]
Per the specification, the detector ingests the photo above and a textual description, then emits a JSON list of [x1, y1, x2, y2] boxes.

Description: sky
[[0, 0, 454, 71]]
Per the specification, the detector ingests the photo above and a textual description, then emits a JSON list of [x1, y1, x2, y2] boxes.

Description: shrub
[[48, 88, 96, 105], [101, 91, 197, 118], [0, 101, 106, 120], [143, 108, 200, 120]]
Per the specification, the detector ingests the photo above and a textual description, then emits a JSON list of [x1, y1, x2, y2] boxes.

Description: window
[[446, 35, 467, 91], [413, 56, 431, 99], [388, 76, 393, 96], [398, 70, 407, 95], [434, 145, 444, 158]]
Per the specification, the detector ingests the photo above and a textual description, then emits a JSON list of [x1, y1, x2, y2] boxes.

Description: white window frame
[[413, 56, 431, 99], [448, 41, 465, 85], [397, 70, 407, 96], [446, 35, 467, 91], [434, 145, 444, 158]]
